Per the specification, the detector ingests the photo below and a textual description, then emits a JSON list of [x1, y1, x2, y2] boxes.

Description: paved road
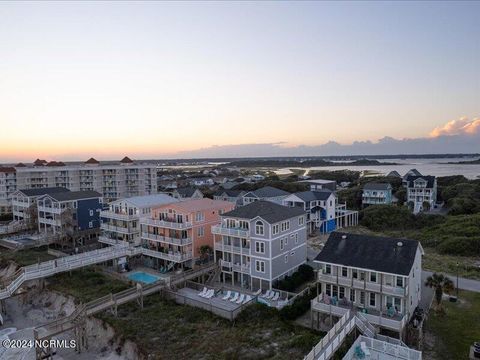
[[423, 270, 480, 293]]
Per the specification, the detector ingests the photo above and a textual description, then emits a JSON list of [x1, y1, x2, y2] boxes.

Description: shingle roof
[[314, 232, 419, 276], [15, 163, 27, 167], [19, 187, 70, 197], [123, 194, 179, 208], [291, 190, 333, 202], [176, 187, 201, 197], [48, 190, 102, 202], [244, 186, 290, 198], [46, 161, 66, 167], [164, 198, 233, 212], [386, 171, 401, 178], [222, 200, 305, 223], [33, 159, 47, 166], [404, 168, 422, 178], [120, 156, 134, 164], [363, 182, 392, 191], [214, 189, 244, 197], [85, 157, 100, 164], [0, 167, 16, 173], [406, 175, 436, 188]]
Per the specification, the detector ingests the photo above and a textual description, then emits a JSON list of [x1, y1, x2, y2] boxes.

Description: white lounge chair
[[236, 294, 245, 304], [230, 292, 239, 302], [272, 292, 280, 301], [266, 291, 275, 300], [253, 289, 261, 296], [198, 287, 208, 297], [222, 290, 231, 300], [205, 289, 215, 299], [360, 342, 371, 356], [262, 290, 272, 298], [243, 295, 252, 304]]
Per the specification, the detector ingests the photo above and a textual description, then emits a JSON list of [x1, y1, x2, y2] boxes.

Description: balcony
[[214, 242, 251, 254], [100, 210, 137, 221], [98, 236, 130, 246], [141, 218, 193, 229], [382, 284, 408, 297], [140, 247, 192, 262], [318, 273, 338, 284], [141, 232, 192, 246], [211, 225, 249, 238], [39, 218, 60, 226], [101, 223, 132, 234], [38, 205, 64, 214], [311, 295, 406, 332], [232, 262, 251, 274]]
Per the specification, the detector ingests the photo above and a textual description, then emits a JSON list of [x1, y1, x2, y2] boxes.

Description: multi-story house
[[282, 190, 337, 234], [188, 177, 214, 187], [11, 187, 69, 226], [296, 179, 337, 192], [140, 199, 234, 272], [169, 187, 204, 200], [213, 200, 307, 291], [0, 167, 17, 216], [312, 232, 423, 339], [405, 175, 437, 214], [241, 186, 290, 206], [362, 183, 393, 207], [402, 169, 422, 186], [213, 190, 245, 205], [100, 194, 178, 246], [36, 190, 103, 247], [0, 157, 157, 210]]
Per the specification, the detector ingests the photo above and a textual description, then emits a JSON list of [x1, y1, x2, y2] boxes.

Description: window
[[281, 221, 290, 232], [339, 287, 345, 299], [325, 264, 331, 274], [88, 221, 93, 228], [360, 272, 365, 281], [369, 293, 376, 307], [255, 241, 265, 254], [89, 209, 94, 216], [370, 272, 377, 283], [255, 221, 264, 235], [353, 270, 358, 279], [342, 267, 348, 277], [396, 276, 404, 287], [332, 285, 338, 298], [360, 291, 365, 305], [280, 239, 284, 250], [284, 255, 288, 263], [298, 216, 304, 226], [195, 211, 204, 222], [290, 251, 295, 256], [197, 226, 204, 237], [350, 289, 356, 303], [272, 224, 279, 235], [255, 260, 265, 273], [285, 236, 288, 245], [326, 284, 332, 296], [295, 233, 298, 244]]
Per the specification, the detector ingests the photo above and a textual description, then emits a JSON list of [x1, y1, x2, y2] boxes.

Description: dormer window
[[255, 221, 264, 235]]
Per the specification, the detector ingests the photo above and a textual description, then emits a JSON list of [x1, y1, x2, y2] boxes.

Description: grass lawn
[[0, 246, 56, 267], [424, 290, 480, 360], [48, 267, 130, 303]]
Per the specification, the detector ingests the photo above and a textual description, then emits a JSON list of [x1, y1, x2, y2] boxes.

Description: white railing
[[38, 206, 63, 214], [211, 225, 249, 238], [311, 296, 350, 317], [100, 210, 137, 221], [140, 248, 192, 262], [232, 263, 251, 274], [38, 218, 59, 226], [318, 273, 337, 284], [342, 335, 422, 360], [101, 223, 132, 234], [363, 312, 406, 331], [141, 218, 193, 229], [214, 242, 251, 254], [141, 232, 192, 246], [98, 236, 130, 247], [382, 284, 408, 296]]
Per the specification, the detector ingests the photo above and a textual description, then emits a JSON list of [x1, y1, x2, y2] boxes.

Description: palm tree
[[425, 273, 455, 310]]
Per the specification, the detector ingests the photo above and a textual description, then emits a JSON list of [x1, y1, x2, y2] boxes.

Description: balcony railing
[[211, 225, 249, 238], [214, 242, 251, 254], [318, 273, 337, 284], [101, 223, 132, 234], [98, 236, 130, 246], [232, 263, 251, 274], [141, 232, 192, 246], [141, 218, 193, 229], [140, 247, 192, 262], [100, 210, 137, 221], [38, 206, 64, 214]]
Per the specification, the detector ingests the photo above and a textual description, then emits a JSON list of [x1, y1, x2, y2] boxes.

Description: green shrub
[[360, 205, 414, 231], [278, 286, 316, 321], [275, 264, 314, 292]]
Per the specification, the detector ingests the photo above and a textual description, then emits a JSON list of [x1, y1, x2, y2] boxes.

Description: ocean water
[[276, 158, 480, 179]]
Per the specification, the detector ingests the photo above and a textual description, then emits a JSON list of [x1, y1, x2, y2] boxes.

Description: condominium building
[[37, 190, 103, 247], [140, 198, 234, 272], [99, 194, 178, 246], [312, 232, 423, 339], [11, 187, 69, 227], [213, 200, 307, 291], [282, 190, 337, 234], [0, 157, 157, 212], [241, 186, 290, 206], [362, 183, 393, 207], [405, 175, 437, 214]]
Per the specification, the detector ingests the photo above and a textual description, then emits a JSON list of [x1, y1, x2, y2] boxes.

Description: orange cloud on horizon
[[430, 117, 480, 137]]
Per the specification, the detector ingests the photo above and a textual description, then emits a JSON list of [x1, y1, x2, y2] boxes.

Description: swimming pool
[[127, 271, 160, 284]]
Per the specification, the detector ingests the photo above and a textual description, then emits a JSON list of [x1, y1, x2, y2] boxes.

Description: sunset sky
[[1, 1, 479, 161]]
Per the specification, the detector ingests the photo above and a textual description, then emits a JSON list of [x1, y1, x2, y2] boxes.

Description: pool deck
[[176, 287, 244, 312]]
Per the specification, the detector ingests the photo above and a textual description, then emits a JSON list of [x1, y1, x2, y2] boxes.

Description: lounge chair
[[222, 290, 231, 300], [243, 295, 252, 304], [205, 289, 215, 299], [360, 342, 371, 356], [262, 290, 271, 299], [230, 292, 239, 302], [271, 292, 280, 301], [266, 291, 275, 300], [253, 289, 261, 296], [198, 287, 208, 297], [236, 294, 245, 304]]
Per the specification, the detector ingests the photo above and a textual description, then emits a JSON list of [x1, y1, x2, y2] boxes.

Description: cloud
[[430, 117, 480, 137], [177, 116, 480, 158]]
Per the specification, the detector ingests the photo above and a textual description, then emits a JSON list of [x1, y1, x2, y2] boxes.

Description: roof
[[19, 187, 70, 197], [244, 186, 290, 198], [222, 200, 305, 223], [15, 163, 26, 167], [46, 161, 66, 167], [48, 190, 102, 202], [161, 198, 233, 213], [33, 159, 47, 166], [0, 167, 16, 173], [290, 190, 334, 202], [314, 232, 419, 276], [363, 182, 392, 191], [85, 157, 100, 164], [122, 194, 179, 208], [386, 170, 401, 178], [176, 187, 201, 197], [120, 156, 134, 164], [214, 189, 245, 197], [406, 175, 436, 188], [404, 168, 422, 178]]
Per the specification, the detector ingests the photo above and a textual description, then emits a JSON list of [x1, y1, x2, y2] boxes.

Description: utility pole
[[456, 261, 459, 298]]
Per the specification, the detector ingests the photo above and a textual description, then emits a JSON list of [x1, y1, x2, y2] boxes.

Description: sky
[[0, 1, 479, 161]]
